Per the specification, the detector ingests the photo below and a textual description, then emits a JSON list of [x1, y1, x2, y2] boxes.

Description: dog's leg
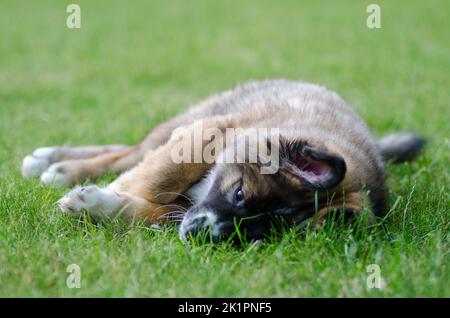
[[25, 106, 215, 186], [33, 117, 204, 187], [40, 146, 147, 187], [57, 116, 236, 223], [22, 145, 128, 178], [58, 184, 189, 224], [24, 88, 233, 186]]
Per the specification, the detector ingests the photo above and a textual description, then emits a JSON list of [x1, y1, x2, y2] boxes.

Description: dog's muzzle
[[179, 208, 230, 242]]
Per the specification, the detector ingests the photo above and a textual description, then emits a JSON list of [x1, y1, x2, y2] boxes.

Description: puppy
[[22, 80, 425, 241]]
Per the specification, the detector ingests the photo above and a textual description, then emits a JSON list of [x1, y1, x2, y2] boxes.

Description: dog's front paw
[[58, 185, 125, 218], [21, 147, 57, 178]]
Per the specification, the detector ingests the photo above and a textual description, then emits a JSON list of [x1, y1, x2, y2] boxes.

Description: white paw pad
[[57, 185, 125, 218], [21, 147, 57, 178]]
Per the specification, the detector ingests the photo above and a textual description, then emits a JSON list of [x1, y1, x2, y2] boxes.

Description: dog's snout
[[179, 210, 221, 241], [184, 216, 208, 237], [180, 214, 210, 240]]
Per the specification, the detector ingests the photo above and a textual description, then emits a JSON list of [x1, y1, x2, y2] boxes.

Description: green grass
[[0, 0, 448, 297]]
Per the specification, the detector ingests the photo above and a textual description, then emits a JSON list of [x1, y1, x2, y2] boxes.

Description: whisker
[[159, 210, 186, 218], [155, 191, 194, 204], [155, 204, 188, 212], [158, 208, 187, 218], [158, 210, 187, 222]]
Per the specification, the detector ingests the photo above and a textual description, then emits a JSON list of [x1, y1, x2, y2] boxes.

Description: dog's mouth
[[178, 208, 279, 243]]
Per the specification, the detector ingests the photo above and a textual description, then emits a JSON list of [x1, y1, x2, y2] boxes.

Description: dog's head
[[179, 137, 347, 242]]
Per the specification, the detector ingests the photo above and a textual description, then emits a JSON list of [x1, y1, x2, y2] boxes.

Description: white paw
[[40, 162, 73, 187], [58, 185, 125, 218], [21, 147, 57, 178]]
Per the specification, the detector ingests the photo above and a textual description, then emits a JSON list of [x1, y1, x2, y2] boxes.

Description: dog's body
[[22, 80, 425, 240]]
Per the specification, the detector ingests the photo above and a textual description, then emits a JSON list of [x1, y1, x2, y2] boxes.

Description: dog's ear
[[278, 137, 346, 190]]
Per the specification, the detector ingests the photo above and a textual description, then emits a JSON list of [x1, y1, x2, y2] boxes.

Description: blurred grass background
[[0, 0, 448, 296]]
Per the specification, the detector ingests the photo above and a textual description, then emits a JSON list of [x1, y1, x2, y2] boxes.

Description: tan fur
[[25, 80, 388, 224]]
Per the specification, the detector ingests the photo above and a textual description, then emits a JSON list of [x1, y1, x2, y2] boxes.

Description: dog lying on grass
[[22, 80, 425, 241]]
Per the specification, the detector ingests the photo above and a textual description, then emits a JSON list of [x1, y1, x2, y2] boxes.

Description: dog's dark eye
[[234, 187, 245, 205]]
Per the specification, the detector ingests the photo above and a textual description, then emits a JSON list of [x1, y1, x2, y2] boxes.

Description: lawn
[[0, 0, 448, 297]]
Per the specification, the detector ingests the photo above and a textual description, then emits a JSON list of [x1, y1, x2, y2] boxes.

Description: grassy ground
[[0, 0, 448, 297]]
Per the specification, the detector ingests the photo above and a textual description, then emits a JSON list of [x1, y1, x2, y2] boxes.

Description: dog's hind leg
[[24, 117, 197, 187], [23, 85, 233, 186], [22, 144, 129, 178], [23, 106, 214, 186], [39, 145, 148, 187]]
